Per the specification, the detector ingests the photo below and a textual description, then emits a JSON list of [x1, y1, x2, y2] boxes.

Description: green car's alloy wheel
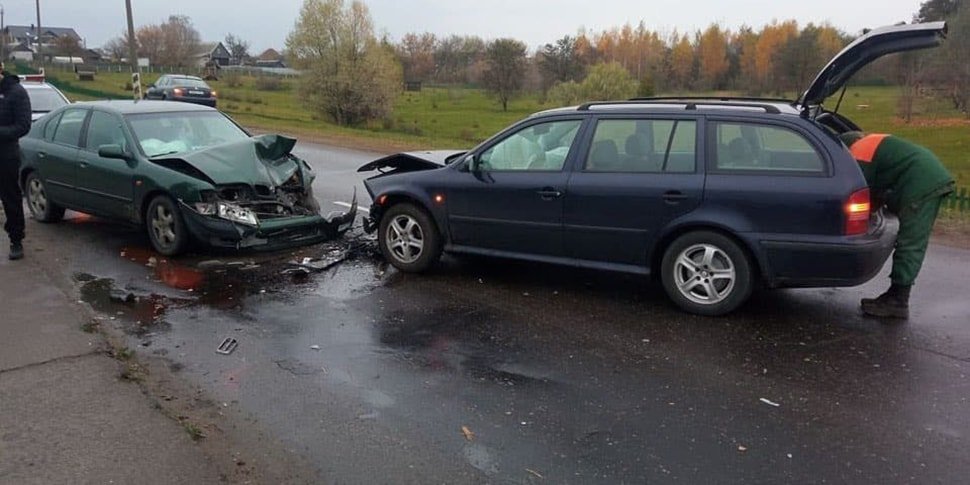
[[146, 195, 189, 256], [25, 173, 65, 223]]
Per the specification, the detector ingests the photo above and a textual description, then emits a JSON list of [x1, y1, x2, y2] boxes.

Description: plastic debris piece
[[760, 398, 781, 407], [109, 289, 136, 303], [787, 453, 793, 459], [310, 345, 321, 351], [738, 445, 748, 452], [526, 468, 544, 479], [461, 426, 475, 441], [216, 337, 238, 355]]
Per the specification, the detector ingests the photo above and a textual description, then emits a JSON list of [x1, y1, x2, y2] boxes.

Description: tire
[[378, 203, 442, 273], [660, 231, 753, 316], [146, 195, 189, 256], [24, 172, 65, 223]]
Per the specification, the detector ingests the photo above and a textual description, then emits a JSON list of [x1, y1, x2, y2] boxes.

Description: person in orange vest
[[840, 132, 955, 319]]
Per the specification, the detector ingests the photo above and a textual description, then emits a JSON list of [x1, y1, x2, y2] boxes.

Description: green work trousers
[[890, 191, 948, 286]]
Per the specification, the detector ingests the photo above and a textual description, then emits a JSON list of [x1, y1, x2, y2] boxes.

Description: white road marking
[[334, 201, 369, 212]]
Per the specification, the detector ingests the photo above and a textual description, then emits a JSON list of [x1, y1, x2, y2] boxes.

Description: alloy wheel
[[151, 204, 178, 248], [673, 243, 737, 305], [386, 214, 424, 264], [27, 178, 47, 216]]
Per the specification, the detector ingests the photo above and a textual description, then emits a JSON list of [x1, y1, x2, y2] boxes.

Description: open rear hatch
[[798, 21, 948, 108]]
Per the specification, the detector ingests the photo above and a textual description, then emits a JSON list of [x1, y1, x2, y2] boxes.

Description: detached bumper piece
[[180, 194, 357, 251]]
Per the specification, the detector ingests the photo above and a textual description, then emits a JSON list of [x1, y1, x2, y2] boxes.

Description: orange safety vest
[[848, 134, 890, 163]]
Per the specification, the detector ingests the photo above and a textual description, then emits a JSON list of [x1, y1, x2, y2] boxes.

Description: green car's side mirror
[[98, 144, 131, 161]]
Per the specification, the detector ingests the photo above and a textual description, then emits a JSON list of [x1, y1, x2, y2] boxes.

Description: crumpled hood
[[358, 150, 466, 173], [153, 134, 302, 187]]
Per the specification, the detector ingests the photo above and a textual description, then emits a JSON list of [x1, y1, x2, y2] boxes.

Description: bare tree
[[103, 34, 130, 62], [159, 15, 201, 67], [136, 25, 165, 66], [483, 38, 527, 111], [224, 33, 250, 65], [397, 32, 436, 82], [53, 35, 83, 59]]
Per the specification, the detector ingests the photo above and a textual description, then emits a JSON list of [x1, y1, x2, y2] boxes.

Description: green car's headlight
[[194, 202, 258, 226], [216, 203, 258, 226]]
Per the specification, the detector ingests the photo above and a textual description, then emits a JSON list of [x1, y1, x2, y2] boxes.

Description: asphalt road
[[22, 140, 970, 484]]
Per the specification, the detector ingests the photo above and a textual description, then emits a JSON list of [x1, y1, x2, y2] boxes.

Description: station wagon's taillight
[[845, 188, 871, 236]]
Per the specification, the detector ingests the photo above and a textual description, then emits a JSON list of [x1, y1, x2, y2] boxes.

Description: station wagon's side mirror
[[468, 154, 482, 172], [98, 144, 131, 161]]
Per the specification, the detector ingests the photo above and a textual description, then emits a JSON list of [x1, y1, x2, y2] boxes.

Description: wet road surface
[[24, 140, 970, 483]]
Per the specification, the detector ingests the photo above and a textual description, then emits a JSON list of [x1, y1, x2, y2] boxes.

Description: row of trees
[[103, 17, 256, 67]]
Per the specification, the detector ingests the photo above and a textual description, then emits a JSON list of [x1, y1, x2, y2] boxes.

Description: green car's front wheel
[[146, 195, 189, 256], [25, 172, 65, 223]]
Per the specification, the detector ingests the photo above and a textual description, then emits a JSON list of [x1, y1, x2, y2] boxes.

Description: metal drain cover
[[216, 337, 238, 355]]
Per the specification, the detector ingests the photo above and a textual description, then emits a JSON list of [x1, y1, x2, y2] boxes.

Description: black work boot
[[8, 241, 24, 261], [861, 284, 911, 319]]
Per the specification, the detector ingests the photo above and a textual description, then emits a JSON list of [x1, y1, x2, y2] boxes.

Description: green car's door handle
[[78, 160, 89, 169], [37, 152, 47, 159]]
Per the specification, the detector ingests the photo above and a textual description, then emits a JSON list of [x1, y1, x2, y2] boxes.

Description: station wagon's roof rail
[[576, 99, 783, 114], [631, 96, 795, 104]]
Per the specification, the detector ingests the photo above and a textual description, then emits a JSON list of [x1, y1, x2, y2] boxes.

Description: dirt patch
[[892, 117, 970, 128]]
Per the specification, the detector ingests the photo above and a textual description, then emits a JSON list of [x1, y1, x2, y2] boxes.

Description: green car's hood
[[153, 135, 304, 187]]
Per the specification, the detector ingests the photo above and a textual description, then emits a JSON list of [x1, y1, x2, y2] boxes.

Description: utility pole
[[125, 0, 141, 100], [1, 4, 6, 63], [35, 0, 40, 63]]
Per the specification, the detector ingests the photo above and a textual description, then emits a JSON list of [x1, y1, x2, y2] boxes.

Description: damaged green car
[[19, 101, 356, 255]]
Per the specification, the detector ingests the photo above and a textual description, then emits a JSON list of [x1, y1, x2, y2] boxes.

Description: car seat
[[624, 133, 656, 171], [588, 140, 621, 171]]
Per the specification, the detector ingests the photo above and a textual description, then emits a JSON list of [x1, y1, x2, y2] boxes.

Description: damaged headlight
[[194, 202, 259, 226]]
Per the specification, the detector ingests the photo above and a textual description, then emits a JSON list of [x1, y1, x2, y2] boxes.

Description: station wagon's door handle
[[536, 188, 563, 200], [663, 191, 688, 203]]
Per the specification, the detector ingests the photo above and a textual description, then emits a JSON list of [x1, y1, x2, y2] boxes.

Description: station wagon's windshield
[[126, 111, 249, 157]]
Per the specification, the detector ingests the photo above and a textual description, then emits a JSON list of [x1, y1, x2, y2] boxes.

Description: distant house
[[3, 24, 81, 48], [196, 42, 231, 67], [8, 42, 34, 62], [255, 48, 286, 68]]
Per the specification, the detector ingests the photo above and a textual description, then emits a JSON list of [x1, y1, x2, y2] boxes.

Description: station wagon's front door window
[[478, 120, 581, 171]]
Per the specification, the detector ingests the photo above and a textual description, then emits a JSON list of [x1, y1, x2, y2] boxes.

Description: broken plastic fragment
[[759, 398, 781, 407], [461, 426, 475, 441]]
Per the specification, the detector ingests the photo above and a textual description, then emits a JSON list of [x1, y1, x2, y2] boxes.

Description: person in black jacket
[[0, 62, 32, 260]]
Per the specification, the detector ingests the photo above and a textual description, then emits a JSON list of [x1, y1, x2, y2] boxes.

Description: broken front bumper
[[179, 196, 357, 251]]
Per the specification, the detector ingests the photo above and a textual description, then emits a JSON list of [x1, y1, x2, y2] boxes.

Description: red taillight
[[845, 188, 871, 236], [173, 88, 184, 96]]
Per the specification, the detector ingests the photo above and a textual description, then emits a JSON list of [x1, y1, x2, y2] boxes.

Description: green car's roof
[[76, 100, 216, 115]]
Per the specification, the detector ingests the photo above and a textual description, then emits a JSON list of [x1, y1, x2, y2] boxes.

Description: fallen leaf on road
[[461, 425, 475, 441]]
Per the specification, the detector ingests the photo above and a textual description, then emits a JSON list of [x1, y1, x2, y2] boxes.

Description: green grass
[[40, 69, 968, 183]]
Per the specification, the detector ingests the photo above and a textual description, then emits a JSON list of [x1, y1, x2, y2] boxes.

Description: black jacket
[[0, 72, 32, 160]]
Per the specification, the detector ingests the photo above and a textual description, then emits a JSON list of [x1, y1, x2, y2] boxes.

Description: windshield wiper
[[150, 150, 182, 158]]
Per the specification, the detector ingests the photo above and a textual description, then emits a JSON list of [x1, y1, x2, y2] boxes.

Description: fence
[[31, 62, 300, 78], [944, 186, 969, 212]]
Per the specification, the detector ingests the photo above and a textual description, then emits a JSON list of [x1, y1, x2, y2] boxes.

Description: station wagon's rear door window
[[714, 122, 824, 173], [478, 119, 582, 171], [584, 119, 697, 173]]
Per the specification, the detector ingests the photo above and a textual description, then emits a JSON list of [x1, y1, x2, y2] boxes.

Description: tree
[[224, 33, 250, 65], [433, 35, 484, 83], [547, 62, 637, 106], [53, 35, 83, 59], [286, 0, 402, 125], [103, 35, 130, 62], [924, 5, 970, 116], [483, 38, 527, 111], [397, 32, 436, 82], [136, 25, 165, 65], [537, 36, 584, 91], [755, 20, 799, 94], [917, 0, 961, 21], [667, 33, 695, 91], [697, 24, 730, 89]]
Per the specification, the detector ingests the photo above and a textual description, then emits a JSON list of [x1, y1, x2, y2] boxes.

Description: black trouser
[[0, 157, 24, 243]]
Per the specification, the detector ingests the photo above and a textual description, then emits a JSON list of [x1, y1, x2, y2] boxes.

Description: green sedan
[[19, 101, 356, 255]]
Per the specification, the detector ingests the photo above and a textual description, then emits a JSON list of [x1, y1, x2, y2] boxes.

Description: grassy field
[[38, 68, 969, 184]]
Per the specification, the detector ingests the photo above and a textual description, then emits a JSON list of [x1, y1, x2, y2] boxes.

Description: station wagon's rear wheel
[[146, 195, 189, 256], [379, 203, 442, 273], [25, 172, 65, 223], [661, 231, 752, 316]]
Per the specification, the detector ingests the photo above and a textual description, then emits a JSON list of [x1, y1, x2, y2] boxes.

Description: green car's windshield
[[126, 111, 249, 157]]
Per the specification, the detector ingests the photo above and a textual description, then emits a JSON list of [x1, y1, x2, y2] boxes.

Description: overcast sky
[[8, 0, 923, 53]]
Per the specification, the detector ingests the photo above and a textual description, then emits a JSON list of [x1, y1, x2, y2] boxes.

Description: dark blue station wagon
[[358, 23, 946, 315]]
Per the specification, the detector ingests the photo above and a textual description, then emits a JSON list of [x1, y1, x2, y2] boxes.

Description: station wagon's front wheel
[[661, 231, 753, 316], [379, 203, 442, 273]]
